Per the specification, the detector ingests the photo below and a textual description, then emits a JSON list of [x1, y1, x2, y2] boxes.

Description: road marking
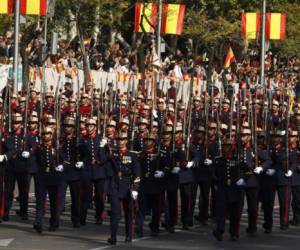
[[0, 238, 14, 247]]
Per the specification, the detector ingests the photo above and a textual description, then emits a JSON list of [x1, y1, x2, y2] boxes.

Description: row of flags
[[134, 3, 186, 35], [0, 0, 47, 15], [241, 12, 286, 40]]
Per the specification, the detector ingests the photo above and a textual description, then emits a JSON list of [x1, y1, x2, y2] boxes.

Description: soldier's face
[[87, 124, 96, 134], [289, 136, 297, 144], [13, 122, 22, 131], [139, 124, 147, 132], [272, 105, 279, 112], [117, 139, 127, 148], [195, 132, 204, 143], [223, 104, 229, 111], [158, 103, 164, 110], [272, 136, 281, 145], [208, 128, 216, 137], [175, 132, 183, 141], [194, 101, 200, 108], [43, 133, 52, 141], [241, 135, 251, 144], [29, 122, 38, 130], [31, 92, 37, 99], [65, 125, 74, 134], [46, 97, 53, 105]]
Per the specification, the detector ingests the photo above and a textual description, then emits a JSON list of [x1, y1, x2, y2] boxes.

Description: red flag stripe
[[176, 4, 185, 35], [265, 13, 271, 40], [161, 4, 168, 34], [134, 3, 142, 32], [256, 12, 261, 38], [150, 3, 158, 33], [8, 0, 13, 14], [241, 13, 246, 37], [40, 0, 47, 16], [280, 13, 286, 40], [20, 0, 26, 15]]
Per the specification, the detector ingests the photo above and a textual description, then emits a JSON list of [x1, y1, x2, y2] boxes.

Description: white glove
[[204, 158, 213, 166], [285, 170, 293, 178], [152, 109, 158, 119], [186, 161, 194, 169], [266, 169, 276, 176], [171, 166, 180, 174], [55, 165, 64, 172], [154, 170, 164, 178], [75, 161, 84, 169], [236, 178, 246, 187], [0, 154, 7, 163], [254, 167, 263, 175], [22, 151, 30, 159], [100, 138, 108, 148], [131, 190, 138, 200]]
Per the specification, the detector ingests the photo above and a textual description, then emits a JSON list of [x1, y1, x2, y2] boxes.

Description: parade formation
[[0, 0, 300, 248]]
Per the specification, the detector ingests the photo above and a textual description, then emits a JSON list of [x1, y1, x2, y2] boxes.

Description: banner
[[266, 13, 286, 40], [20, 0, 47, 16], [134, 3, 185, 35], [241, 12, 261, 40]]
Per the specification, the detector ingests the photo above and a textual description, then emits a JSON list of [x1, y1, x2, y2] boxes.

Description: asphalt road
[[1, 193, 300, 250]]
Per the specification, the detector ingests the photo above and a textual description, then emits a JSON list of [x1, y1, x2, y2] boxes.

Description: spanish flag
[[241, 12, 261, 40], [224, 47, 236, 69], [266, 13, 286, 40], [161, 4, 185, 35], [20, 0, 47, 16], [134, 3, 185, 35], [134, 3, 158, 33], [0, 0, 13, 14]]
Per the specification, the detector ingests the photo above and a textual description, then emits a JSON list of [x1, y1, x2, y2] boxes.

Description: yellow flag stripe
[[269, 13, 281, 39], [245, 13, 257, 39], [165, 4, 180, 34], [0, 0, 8, 13], [138, 3, 153, 32], [27, 0, 41, 15]]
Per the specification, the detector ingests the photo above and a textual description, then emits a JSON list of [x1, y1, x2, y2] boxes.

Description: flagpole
[[13, 0, 20, 94], [156, 0, 162, 86], [260, 0, 266, 87]]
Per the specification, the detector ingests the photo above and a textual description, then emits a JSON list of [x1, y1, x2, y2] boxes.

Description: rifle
[[236, 90, 241, 165], [204, 93, 209, 158], [172, 82, 179, 165], [22, 81, 31, 151], [185, 71, 194, 160], [285, 96, 290, 173]]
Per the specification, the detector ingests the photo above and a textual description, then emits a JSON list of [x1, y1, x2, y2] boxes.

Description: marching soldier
[[107, 132, 141, 245], [212, 136, 243, 241], [60, 117, 82, 227], [78, 118, 109, 225], [1, 113, 30, 221], [33, 127, 64, 233], [136, 133, 164, 237]]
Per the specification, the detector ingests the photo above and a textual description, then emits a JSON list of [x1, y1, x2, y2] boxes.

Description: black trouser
[[4, 171, 29, 217], [67, 180, 81, 224], [136, 192, 162, 233], [35, 181, 61, 228], [215, 188, 242, 237], [109, 193, 134, 238], [93, 178, 106, 220], [191, 181, 210, 223], [80, 174, 93, 223], [292, 185, 300, 223], [180, 183, 193, 226], [240, 187, 259, 233], [164, 189, 178, 227], [0, 165, 4, 218], [262, 185, 291, 229]]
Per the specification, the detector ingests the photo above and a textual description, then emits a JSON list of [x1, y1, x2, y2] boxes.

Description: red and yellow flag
[[134, 3, 185, 35], [161, 4, 185, 35], [241, 12, 261, 39], [134, 3, 158, 33], [20, 0, 47, 16], [224, 47, 236, 69], [0, 0, 13, 14], [266, 13, 286, 40]]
